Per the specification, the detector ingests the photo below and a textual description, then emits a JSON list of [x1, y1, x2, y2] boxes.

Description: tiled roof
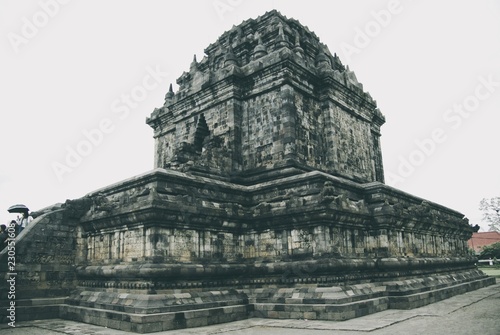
[[468, 231, 500, 253]]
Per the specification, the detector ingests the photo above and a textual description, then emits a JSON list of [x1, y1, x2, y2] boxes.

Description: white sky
[[1, 0, 499, 231]]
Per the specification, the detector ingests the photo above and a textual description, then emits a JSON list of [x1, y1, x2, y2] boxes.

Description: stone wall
[[0, 208, 80, 300], [80, 225, 472, 266], [0, 202, 88, 322], [72, 169, 473, 269]]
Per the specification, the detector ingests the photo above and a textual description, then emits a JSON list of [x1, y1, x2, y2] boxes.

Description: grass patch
[[478, 266, 500, 278]]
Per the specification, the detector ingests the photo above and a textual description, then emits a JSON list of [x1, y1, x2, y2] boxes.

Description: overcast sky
[[1, 0, 499, 230]]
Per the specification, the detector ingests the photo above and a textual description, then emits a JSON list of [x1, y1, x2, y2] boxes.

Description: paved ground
[[2, 281, 499, 335]]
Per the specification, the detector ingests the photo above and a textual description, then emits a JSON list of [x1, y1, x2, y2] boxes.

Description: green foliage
[[479, 197, 500, 232], [479, 242, 500, 259]]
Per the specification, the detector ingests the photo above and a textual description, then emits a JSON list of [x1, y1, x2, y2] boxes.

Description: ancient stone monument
[[1, 10, 494, 333]]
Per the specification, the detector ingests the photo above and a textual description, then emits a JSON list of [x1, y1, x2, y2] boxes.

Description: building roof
[[468, 231, 500, 254]]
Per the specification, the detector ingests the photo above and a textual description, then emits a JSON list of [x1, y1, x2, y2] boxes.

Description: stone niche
[[0, 10, 494, 333]]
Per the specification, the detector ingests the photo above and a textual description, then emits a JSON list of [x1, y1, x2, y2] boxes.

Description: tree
[[479, 242, 500, 260], [479, 197, 500, 232]]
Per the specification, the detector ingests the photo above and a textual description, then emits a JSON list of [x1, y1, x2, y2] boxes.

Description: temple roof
[[202, 9, 345, 71], [161, 10, 376, 107]]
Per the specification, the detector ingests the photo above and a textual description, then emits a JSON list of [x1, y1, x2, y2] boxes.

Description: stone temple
[[0, 10, 494, 333]]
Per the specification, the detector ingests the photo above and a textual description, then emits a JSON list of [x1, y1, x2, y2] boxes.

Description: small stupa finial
[[190, 54, 198, 71], [224, 38, 238, 67], [293, 31, 304, 58], [164, 83, 174, 103], [275, 21, 290, 49], [253, 32, 267, 59]]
